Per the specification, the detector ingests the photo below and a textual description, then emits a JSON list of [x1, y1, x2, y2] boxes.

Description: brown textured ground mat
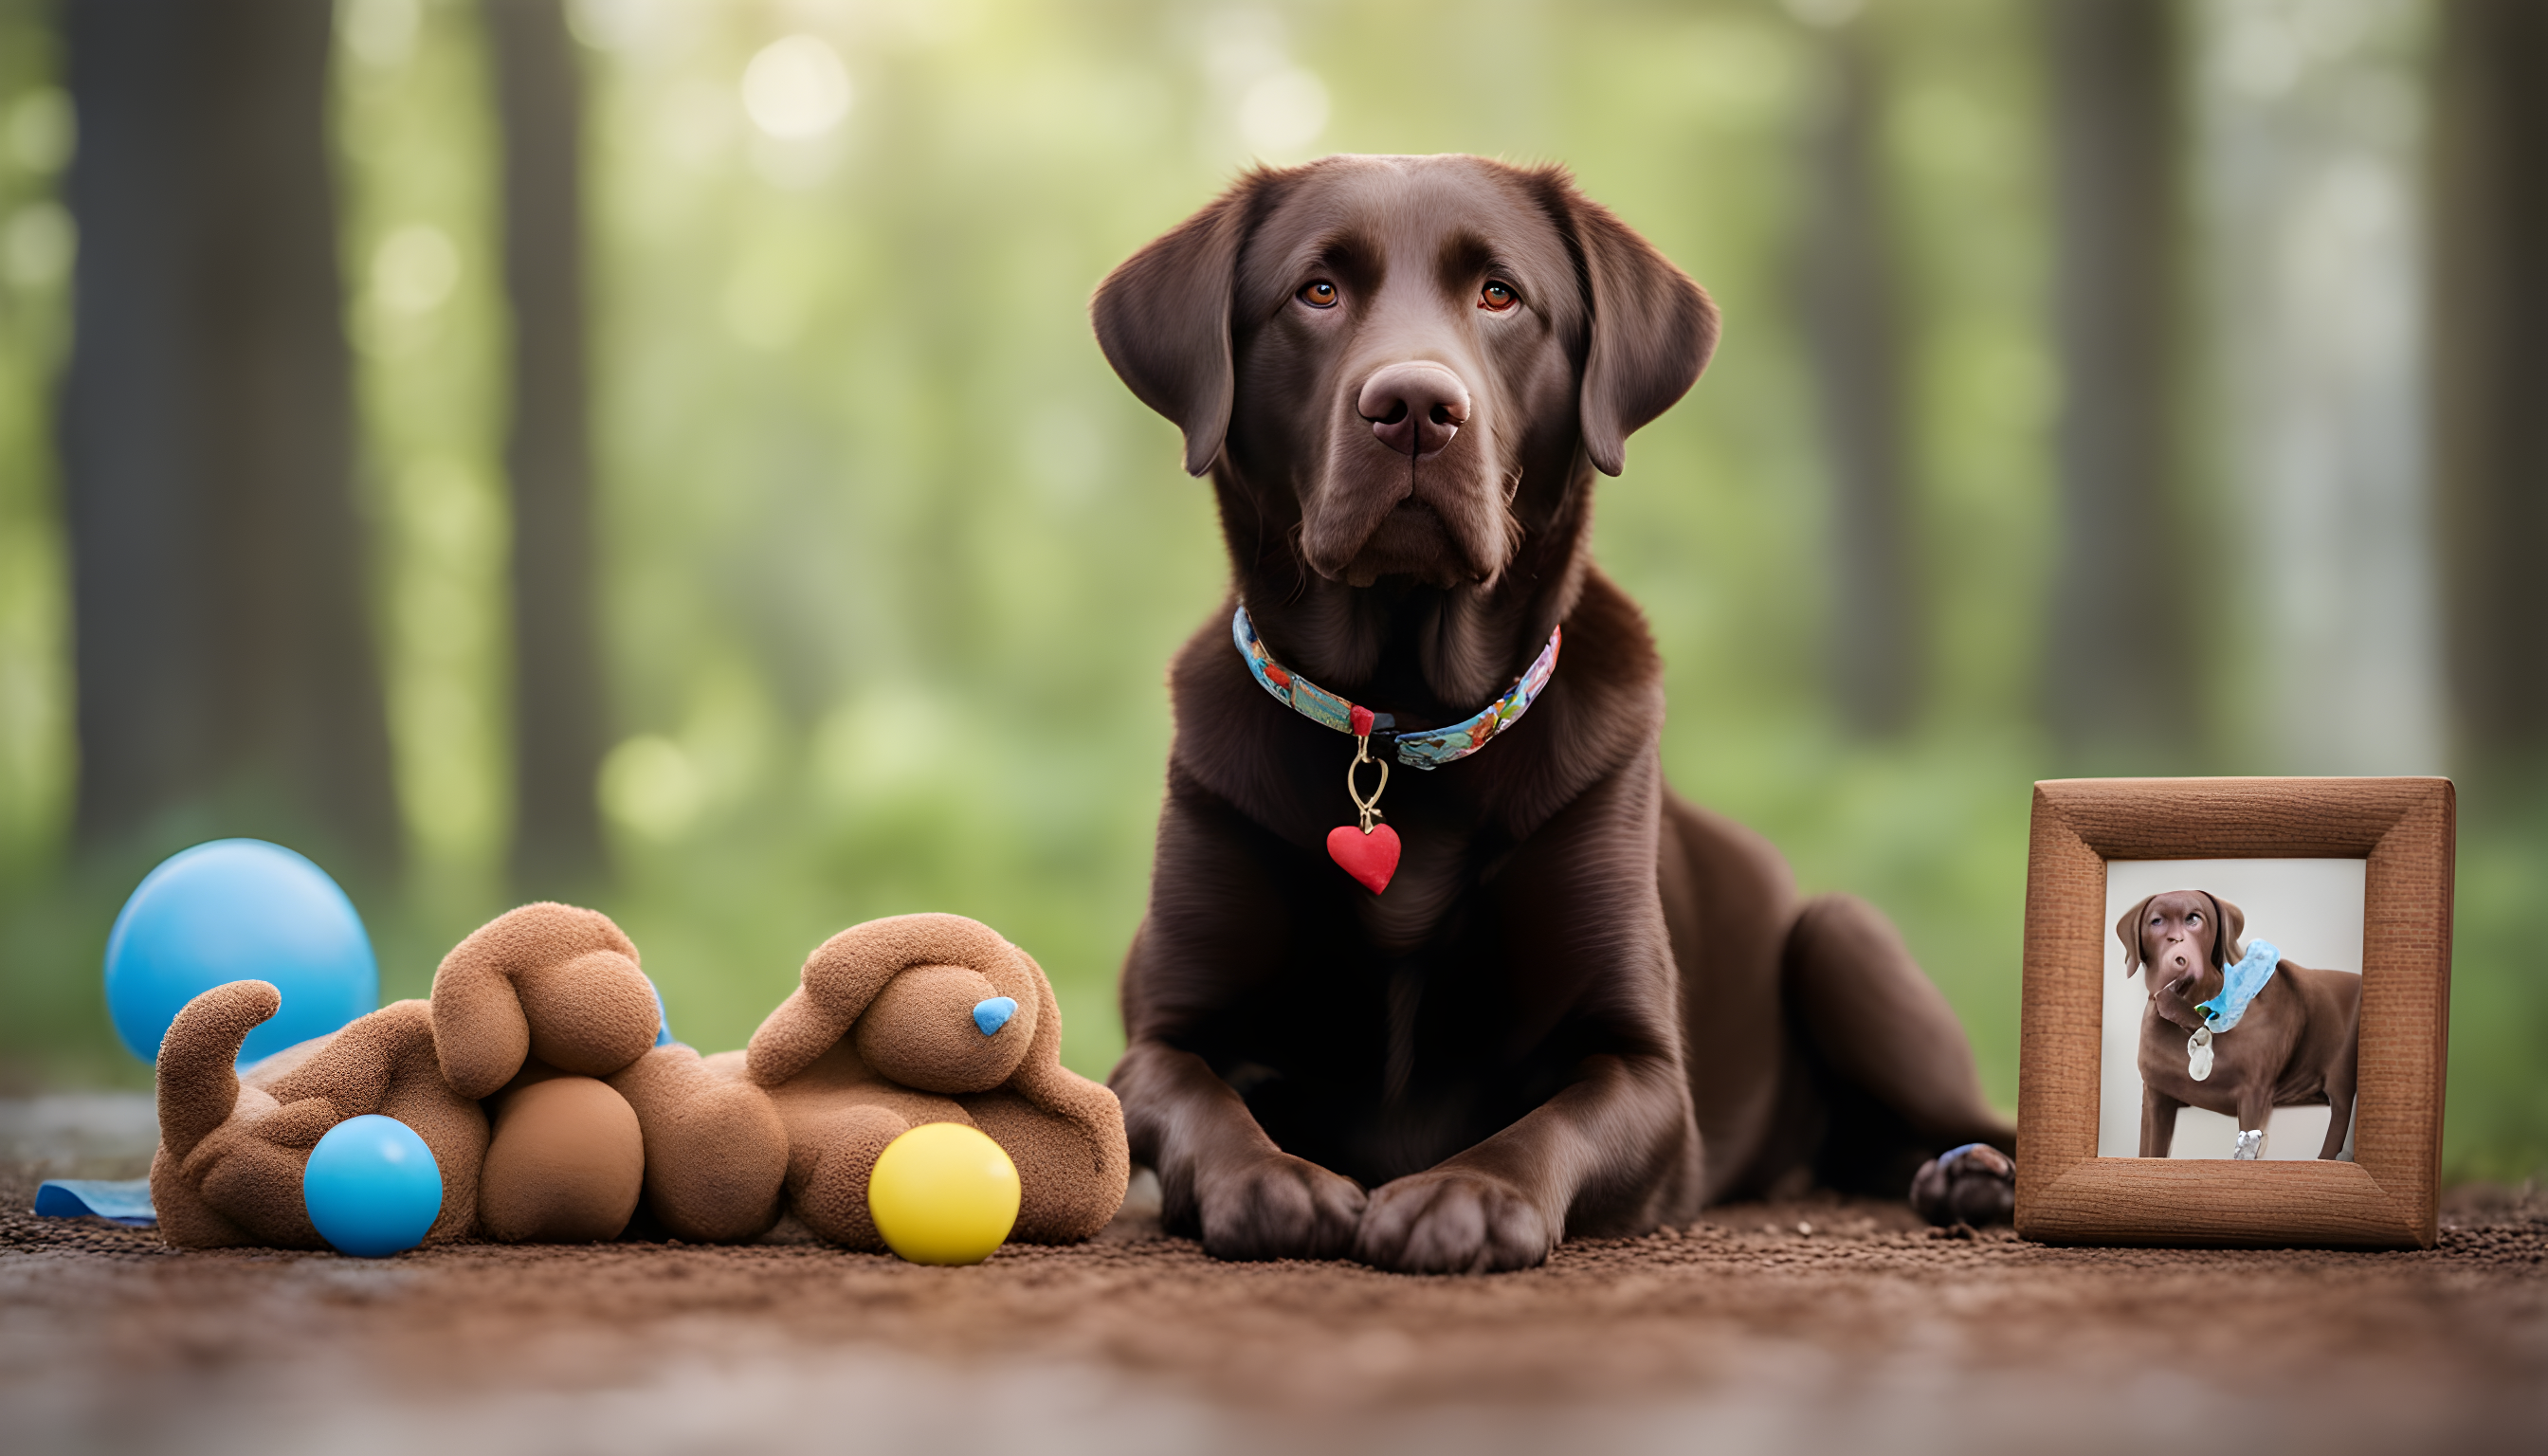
[[5, 1159, 2544, 1456]]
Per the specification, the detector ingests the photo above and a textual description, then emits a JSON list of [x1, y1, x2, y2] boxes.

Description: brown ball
[[479, 1071, 644, 1243]]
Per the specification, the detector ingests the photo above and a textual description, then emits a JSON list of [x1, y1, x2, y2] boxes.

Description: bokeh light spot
[[1236, 67, 1327, 157], [373, 225, 459, 316], [6, 87, 72, 173], [4, 203, 73, 291], [600, 735, 704, 842], [742, 35, 853, 140], [339, 0, 421, 70], [1783, 0, 1866, 28]]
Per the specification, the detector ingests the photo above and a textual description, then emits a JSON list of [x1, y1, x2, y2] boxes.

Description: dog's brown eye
[[1480, 281, 1519, 312], [1299, 281, 1338, 308]]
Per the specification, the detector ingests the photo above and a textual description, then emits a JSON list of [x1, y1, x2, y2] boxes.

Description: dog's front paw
[[1194, 1151, 1365, 1261], [1354, 1168, 1555, 1274], [1910, 1142, 2014, 1227]]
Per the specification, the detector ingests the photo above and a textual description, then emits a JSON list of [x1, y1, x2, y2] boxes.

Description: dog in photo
[[2118, 888, 2360, 1160]]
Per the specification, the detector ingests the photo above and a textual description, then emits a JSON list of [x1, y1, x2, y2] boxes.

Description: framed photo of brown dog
[[2014, 777, 2454, 1248]]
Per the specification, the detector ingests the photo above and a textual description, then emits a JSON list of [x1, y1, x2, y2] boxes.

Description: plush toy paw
[[786, 1101, 920, 1249], [1910, 1141, 2015, 1227], [610, 1046, 788, 1243], [1188, 1149, 1366, 1262], [1353, 1166, 1555, 1274], [152, 981, 487, 1250], [965, 1083, 1128, 1244]]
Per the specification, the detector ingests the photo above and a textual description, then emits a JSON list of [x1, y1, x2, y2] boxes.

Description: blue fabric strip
[[2198, 938, 2280, 1032], [35, 1177, 158, 1227]]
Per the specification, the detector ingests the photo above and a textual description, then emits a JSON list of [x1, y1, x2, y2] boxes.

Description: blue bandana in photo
[[2197, 938, 2280, 1033]]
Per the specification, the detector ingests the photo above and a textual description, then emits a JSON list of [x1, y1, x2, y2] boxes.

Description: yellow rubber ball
[[866, 1121, 1020, 1265]]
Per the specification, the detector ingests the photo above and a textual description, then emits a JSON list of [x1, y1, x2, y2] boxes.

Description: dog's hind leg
[[1781, 894, 2013, 1193], [2320, 1067, 2357, 1159]]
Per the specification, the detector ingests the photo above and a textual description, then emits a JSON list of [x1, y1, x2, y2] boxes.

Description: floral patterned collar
[[1230, 605, 1562, 770], [1228, 603, 1563, 895]]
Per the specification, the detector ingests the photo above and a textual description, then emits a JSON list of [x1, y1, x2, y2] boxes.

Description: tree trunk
[[1800, 18, 1916, 737], [2190, 0, 2439, 775], [62, 0, 400, 868], [2042, 0, 2185, 762], [2433, 0, 2548, 759], [485, 0, 606, 891]]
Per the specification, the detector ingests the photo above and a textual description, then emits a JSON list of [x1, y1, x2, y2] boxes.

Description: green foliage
[[0, 0, 73, 882], [2442, 770, 2548, 1182], [0, 0, 2539, 1181]]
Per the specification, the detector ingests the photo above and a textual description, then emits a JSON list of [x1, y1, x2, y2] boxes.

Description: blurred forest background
[[1, 0, 2542, 1178]]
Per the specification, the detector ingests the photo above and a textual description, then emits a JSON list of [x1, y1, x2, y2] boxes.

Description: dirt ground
[[4, 1103, 2544, 1456]]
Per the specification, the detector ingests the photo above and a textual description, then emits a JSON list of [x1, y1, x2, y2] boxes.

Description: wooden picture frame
[[2014, 777, 2455, 1248]]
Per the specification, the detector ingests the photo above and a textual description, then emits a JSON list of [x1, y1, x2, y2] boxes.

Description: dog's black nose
[[1359, 362, 1469, 459]]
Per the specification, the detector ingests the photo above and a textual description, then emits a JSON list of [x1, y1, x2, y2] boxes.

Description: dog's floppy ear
[[2204, 892, 2246, 969], [1091, 171, 1272, 477], [1539, 171, 1720, 476], [2115, 895, 2155, 978]]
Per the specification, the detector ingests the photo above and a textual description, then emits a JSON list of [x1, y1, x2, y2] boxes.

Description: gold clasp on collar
[[1345, 735, 1390, 832]]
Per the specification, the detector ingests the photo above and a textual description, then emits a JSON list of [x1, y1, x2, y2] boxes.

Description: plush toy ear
[[992, 948, 1074, 1109], [747, 913, 1028, 1087], [1543, 173, 1720, 477], [2205, 892, 2247, 969], [992, 945, 1130, 1232], [1090, 172, 1270, 477], [430, 903, 659, 1098], [2115, 895, 2155, 978]]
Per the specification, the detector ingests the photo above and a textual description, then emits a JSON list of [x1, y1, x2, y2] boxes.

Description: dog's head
[[429, 902, 662, 1099], [2116, 889, 2247, 1030], [1092, 155, 1717, 594], [746, 913, 1049, 1095]]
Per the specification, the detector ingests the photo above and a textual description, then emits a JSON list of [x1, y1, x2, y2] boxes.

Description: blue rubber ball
[[105, 839, 377, 1065], [302, 1115, 443, 1257]]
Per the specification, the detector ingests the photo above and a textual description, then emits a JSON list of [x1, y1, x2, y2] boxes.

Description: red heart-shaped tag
[[1325, 823, 1401, 894]]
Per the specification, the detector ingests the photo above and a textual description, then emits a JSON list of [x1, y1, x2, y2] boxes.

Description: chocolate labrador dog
[[2120, 889, 2360, 1159], [1092, 154, 2011, 1273]]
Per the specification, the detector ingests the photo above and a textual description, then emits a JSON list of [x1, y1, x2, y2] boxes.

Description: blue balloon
[[104, 839, 377, 1065], [302, 1115, 443, 1257]]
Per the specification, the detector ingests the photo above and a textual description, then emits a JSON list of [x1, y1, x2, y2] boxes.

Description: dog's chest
[[1216, 921, 1576, 1183], [1353, 822, 1472, 952]]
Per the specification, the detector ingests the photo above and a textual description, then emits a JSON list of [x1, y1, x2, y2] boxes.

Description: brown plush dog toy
[[155, 906, 1128, 1255], [153, 903, 664, 1248], [615, 913, 1130, 1251]]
